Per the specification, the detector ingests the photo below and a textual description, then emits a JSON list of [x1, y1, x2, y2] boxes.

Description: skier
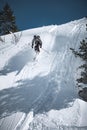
[[32, 35, 42, 53]]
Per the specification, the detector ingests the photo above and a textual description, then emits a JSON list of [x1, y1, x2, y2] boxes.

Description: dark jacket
[[32, 36, 42, 52]]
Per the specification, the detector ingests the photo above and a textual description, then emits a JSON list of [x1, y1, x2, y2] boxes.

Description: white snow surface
[[0, 18, 87, 130]]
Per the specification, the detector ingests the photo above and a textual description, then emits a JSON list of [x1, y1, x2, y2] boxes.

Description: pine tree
[[76, 39, 87, 84], [70, 24, 87, 101], [76, 24, 87, 85], [0, 3, 18, 35]]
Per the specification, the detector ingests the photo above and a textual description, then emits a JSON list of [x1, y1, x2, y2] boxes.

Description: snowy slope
[[0, 18, 87, 130]]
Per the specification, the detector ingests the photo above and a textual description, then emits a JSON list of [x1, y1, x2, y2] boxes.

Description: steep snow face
[[0, 18, 87, 130]]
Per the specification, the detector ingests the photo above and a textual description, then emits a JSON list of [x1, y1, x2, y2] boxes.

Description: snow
[[20, 111, 33, 130], [29, 99, 87, 129], [78, 99, 87, 126], [0, 71, 17, 90], [0, 112, 25, 130], [0, 17, 87, 130]]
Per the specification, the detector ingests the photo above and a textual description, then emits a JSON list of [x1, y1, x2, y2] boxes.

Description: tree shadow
[[0, 76, 48, 118], [0, 71, 78, 119], [0, 48, 32, 75], [32, 78, 78, 114]]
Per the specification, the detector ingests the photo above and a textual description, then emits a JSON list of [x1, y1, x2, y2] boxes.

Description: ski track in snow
[[0, 18, 87, 130]]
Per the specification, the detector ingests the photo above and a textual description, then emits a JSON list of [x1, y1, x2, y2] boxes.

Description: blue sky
[[0, 0, 87, 31]]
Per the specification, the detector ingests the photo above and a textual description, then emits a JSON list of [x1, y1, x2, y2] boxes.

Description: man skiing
[[32, 35, 42, 53]]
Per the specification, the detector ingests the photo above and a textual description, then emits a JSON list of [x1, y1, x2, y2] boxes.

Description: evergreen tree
[[70, 24, 87, 101], [0, 3, 18, 35], [76, 39, 87, 84], [70, 24, 87, 87]]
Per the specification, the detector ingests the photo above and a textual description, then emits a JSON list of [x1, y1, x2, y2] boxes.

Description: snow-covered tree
[[70, 24, 87, 101], [0, 3, 18, 35], [70, 24, 87, 87]]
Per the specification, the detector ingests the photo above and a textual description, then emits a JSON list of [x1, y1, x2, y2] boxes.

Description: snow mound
[[29, 99, 87, 129]]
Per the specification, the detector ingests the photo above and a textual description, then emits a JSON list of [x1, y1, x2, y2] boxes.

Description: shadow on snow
[[0, 73, 78, 119], [0, 48, 32, 75]]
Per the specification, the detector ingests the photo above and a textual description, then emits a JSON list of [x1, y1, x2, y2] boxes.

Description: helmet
[[34, 35, 37, 38], [34, 35, 40, 39]]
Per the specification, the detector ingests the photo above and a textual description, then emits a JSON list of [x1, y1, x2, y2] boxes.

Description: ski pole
[[41, 48, 50, 54], [28, 42, 33, 48]]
